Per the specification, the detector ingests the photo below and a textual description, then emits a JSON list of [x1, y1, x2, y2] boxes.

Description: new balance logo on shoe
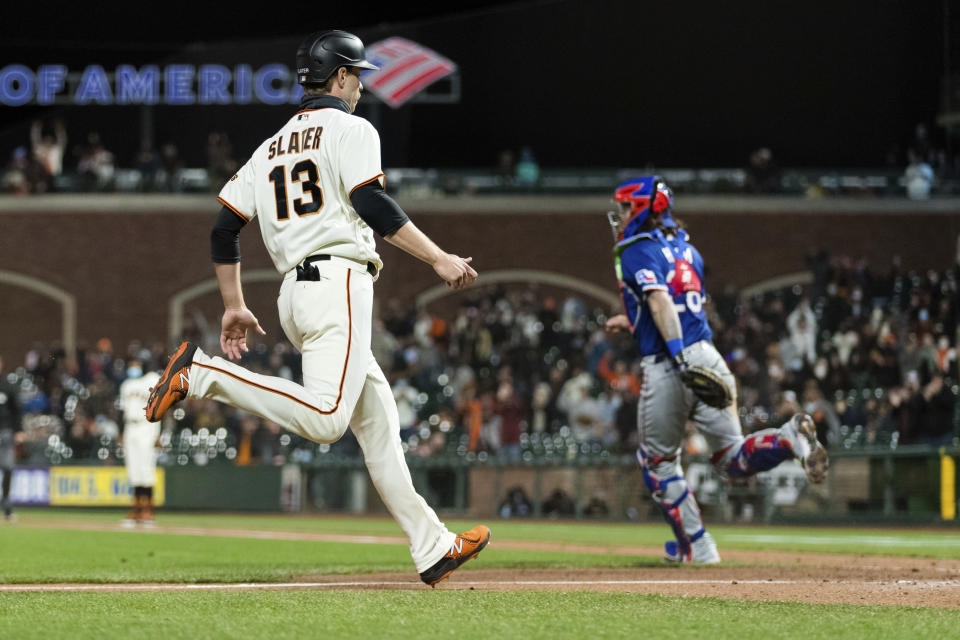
[[419, 525, 490, 587], [145, 342, 198, 422]]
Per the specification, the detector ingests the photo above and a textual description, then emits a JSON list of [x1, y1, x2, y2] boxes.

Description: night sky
[[1, 0, 950, 170]]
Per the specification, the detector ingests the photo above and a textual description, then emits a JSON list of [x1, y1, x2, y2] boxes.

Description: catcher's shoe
[[419, 525, 490, 587], [780, 413, 829, 484], [664, 531, 721, 564], [145, 342, 198, 422]]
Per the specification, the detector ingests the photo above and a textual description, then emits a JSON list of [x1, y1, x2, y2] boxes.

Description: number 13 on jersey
[[267, 160, 323, 221]]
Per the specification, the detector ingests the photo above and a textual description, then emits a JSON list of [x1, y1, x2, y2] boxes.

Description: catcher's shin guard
[[636, 447, 706, 558], [716, 428, 794, 478]]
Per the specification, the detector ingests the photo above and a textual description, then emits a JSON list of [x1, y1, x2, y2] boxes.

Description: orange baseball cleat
[[145, 342, 198, 422], [419, 525, 491, 587]]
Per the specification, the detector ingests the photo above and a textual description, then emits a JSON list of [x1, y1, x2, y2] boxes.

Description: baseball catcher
[[605, 176, 829, 563]]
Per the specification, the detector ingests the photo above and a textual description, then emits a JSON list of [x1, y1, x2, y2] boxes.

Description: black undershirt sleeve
[[350, 181, 410, 237], [210, 205, 247, 263]]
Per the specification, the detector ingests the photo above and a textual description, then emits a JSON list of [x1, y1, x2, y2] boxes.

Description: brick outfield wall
[[357, 457, 871, 519], [0, 205, 958, 362]]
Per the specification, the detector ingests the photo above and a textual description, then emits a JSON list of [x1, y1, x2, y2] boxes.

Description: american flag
[[361, 37, 457, 108]]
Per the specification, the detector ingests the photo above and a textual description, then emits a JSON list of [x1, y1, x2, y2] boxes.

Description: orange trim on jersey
[[195, 270, 354, 415], [349, 173, 386, 197], [217, 197, 250, 222]]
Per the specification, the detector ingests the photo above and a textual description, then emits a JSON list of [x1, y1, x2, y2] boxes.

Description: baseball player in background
[[605, 176, 829, 563], [119, 360, 161, 527], [0, 356, 23, 522], [146, 30, 489, 586]]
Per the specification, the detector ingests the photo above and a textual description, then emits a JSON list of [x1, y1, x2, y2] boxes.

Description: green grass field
[[13, 508, 960, 559], [0, 526, 659, 583], [4, 592, 959, 640], [1, 509, 959, 639]]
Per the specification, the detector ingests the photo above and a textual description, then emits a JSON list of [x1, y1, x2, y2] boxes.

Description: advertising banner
[[0, 38, 457, 108], [48, 467, 165, 506], [10, 468, 50, 505]]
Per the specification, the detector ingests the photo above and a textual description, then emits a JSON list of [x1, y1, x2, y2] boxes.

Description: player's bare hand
[[605, 314, 631, 333], [220, 307, 266, 361], [434, 254, 477, 290]]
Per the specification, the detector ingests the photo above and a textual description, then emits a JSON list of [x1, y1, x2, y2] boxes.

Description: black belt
[[297, 254, 377, 281]]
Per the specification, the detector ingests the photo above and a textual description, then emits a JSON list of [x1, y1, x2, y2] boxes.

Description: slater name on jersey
[[268, 126, 324, 160]]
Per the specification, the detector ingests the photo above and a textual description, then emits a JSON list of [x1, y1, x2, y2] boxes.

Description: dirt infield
[[7, 519, 960, 608]]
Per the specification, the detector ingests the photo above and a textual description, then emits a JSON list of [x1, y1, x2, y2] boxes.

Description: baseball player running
[[146, 30, 488, 586], [119, 361, 161, 527], [605, 176, 828, 563]]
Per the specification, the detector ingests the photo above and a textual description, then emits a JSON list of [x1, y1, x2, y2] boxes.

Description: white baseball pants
[[123, 421, 160, 487], [186, 258, 455, 572]]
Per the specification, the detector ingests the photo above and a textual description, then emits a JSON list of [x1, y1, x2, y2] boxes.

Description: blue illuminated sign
[[0, 65, 35, 106], [0, 64, 305, 106], [198, 65, 231, 104], [116, 65, 159, 104], [75, 65, 113, 104], [37, 65, 68, 104]]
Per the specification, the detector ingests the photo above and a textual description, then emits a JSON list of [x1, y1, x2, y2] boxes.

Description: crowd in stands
[[3, 119, 958, 197], [0, 119, 237, 195], [744, 124, 957, 199], [711, 251, 959, 449], [3, 251, 959, 468]]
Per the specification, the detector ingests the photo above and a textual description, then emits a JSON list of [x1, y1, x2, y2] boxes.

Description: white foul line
[[724, 534, 960, 547], [2, 579, 958, 592]]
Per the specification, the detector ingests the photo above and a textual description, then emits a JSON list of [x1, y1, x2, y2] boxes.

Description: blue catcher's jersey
[[615, 229, 713, 357]]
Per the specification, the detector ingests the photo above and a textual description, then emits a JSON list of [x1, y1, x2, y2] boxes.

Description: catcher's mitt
[[680, 365, 733, 409]]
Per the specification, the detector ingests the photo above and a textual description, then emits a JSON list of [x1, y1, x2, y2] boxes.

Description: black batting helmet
[[296, 30, 379, 85]]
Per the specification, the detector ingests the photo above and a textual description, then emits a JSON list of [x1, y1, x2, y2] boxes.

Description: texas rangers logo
[[636, 269, 658, 285]]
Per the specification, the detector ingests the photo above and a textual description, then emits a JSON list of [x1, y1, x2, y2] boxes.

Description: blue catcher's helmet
[[608, 175, 675, 240]]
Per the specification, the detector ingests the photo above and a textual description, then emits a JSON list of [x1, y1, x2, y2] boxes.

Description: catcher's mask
[[607, 176, 674, 240], [296, 30, 379, 85]]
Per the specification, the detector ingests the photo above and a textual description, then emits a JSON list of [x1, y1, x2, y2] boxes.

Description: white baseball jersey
[[217, 107, 385, 274], [187, 96, 459, 574], [121, 372, 161, 487], [120, 372, 161, 425]]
